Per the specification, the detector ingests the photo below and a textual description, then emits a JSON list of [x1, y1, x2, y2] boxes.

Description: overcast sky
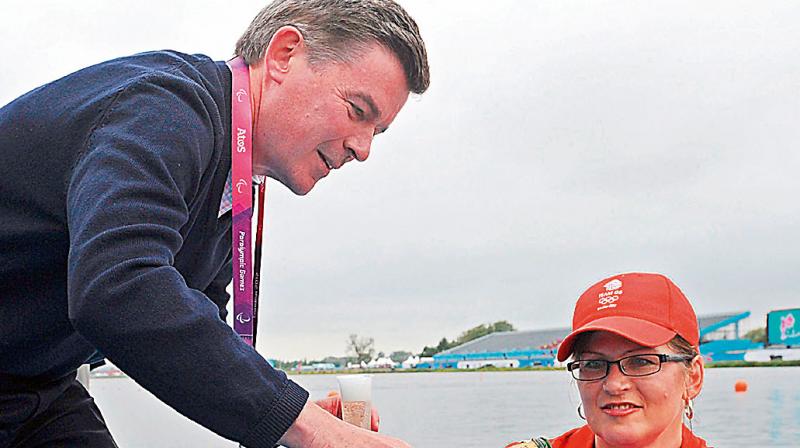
[[2, 1, 799, 361]]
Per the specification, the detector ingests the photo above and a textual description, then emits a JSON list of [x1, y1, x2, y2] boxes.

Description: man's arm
[[65, 73, 306, 447]]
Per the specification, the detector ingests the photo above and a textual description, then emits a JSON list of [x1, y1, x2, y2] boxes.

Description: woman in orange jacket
[[507, 273, 710, 448]]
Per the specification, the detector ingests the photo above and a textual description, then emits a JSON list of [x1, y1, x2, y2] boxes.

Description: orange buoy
[[734, 380, 748, 393]]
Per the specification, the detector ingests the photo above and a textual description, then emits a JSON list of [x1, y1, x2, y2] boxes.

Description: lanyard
[[227, 57, 266, 347]]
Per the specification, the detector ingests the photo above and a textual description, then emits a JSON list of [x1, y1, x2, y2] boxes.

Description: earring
[[577, 403, 586, 420], [684, 399, 694, 420]]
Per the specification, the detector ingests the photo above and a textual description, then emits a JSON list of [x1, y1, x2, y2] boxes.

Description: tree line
[[272, 320, 517, 369], [419, 320, 515, 357], [274, 323, 770, 370]]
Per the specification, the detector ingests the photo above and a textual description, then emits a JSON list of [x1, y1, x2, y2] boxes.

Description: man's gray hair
[[235, 0, 429, 94]]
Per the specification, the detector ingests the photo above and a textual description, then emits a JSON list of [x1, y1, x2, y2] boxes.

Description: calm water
[[91, 367, 800, 447]]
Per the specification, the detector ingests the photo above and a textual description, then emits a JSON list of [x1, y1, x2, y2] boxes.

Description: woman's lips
[[601, 403, 642, 417]]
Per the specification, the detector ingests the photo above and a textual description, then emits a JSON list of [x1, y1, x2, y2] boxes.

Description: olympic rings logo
[[598, 296, 619, 305]]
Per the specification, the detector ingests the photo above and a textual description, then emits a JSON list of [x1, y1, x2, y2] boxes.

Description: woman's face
[[574, 331, 703, 448]]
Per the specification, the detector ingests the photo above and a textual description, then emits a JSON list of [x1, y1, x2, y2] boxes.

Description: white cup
[[337, 375, 372, 429]]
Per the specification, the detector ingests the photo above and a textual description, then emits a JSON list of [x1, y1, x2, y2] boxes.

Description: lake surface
[[91, 367, 800, 447]]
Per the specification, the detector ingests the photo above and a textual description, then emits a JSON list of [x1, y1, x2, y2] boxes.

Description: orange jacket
[[506, 424, 709, 448]]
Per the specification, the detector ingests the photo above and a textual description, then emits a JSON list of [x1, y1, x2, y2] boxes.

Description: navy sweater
[[0, 51, 307, 447]]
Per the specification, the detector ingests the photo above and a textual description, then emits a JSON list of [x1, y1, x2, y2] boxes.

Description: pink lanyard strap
[[252, 181, 266, 344], [227, 57, 265, 347]]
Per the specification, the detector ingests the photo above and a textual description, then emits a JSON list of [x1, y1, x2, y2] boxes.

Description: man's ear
[[263, 25, 306, 84], [686, 355, 704, 400]]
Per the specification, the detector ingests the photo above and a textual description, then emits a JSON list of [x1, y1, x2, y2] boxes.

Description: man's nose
[[344, 132, 373, 162]]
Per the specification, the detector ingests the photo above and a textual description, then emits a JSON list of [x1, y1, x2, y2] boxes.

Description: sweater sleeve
[[65, 72, 307, 447]]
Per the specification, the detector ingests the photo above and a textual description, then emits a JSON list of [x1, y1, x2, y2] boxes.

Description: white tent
[[367, 356, 396, 369]]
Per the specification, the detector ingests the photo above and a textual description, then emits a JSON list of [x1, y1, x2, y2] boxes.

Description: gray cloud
[[2, 0, 798, 359]]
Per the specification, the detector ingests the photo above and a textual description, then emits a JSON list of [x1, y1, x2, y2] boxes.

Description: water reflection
[[91, 367, 800, 447]]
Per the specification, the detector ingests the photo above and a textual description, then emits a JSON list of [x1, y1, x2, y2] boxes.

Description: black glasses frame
[[566, 353, 696, 381]]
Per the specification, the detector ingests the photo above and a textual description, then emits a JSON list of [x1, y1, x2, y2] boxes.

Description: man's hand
[[314, 392, 380, 432], [278, 400, 411, 448]]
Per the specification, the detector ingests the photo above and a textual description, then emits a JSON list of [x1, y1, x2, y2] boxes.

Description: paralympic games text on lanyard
[[227, 57, 266, 347]]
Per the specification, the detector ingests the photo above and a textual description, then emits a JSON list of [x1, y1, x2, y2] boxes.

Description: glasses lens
[[620, 355, 661, 376], [574, 360, 607, 380]]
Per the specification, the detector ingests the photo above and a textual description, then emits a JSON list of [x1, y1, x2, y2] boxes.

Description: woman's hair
[[665, 334, 699, 365], [571, 331, 698, 366]]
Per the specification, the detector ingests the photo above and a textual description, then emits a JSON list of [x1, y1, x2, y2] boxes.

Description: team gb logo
[[604, 279, 622, 291], [597, 279, 622, 311]]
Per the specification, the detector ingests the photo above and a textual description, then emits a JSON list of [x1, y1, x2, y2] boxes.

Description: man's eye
[[349, 101, 365, 119]]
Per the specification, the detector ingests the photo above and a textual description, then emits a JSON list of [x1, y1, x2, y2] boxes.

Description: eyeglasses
[[567, 354, 695, 381]]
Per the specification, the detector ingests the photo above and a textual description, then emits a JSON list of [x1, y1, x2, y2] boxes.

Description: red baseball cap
[[556, 272, 699, 362]]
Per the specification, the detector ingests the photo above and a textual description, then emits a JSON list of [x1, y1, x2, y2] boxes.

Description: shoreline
[[286, 359, 800, 375], [88, 359, 800, 380]]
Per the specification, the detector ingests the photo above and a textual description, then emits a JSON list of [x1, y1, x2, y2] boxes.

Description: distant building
[[697, 311, 762, 361], [699, 311, 750, 342], [432, 327, 570, 369], [400, 355, 434, 369], [367, 357, 397, 369], [299, 362, 337, 372], [744, 308, 800, 361], [428, 311, 765, 369], [744, 347, 800, 362]]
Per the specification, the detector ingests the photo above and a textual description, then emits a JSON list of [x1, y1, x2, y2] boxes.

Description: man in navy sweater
[[0, 0, 429, 447]]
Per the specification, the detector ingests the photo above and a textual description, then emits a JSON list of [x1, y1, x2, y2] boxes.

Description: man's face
[[254, 42, 410, 195]]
